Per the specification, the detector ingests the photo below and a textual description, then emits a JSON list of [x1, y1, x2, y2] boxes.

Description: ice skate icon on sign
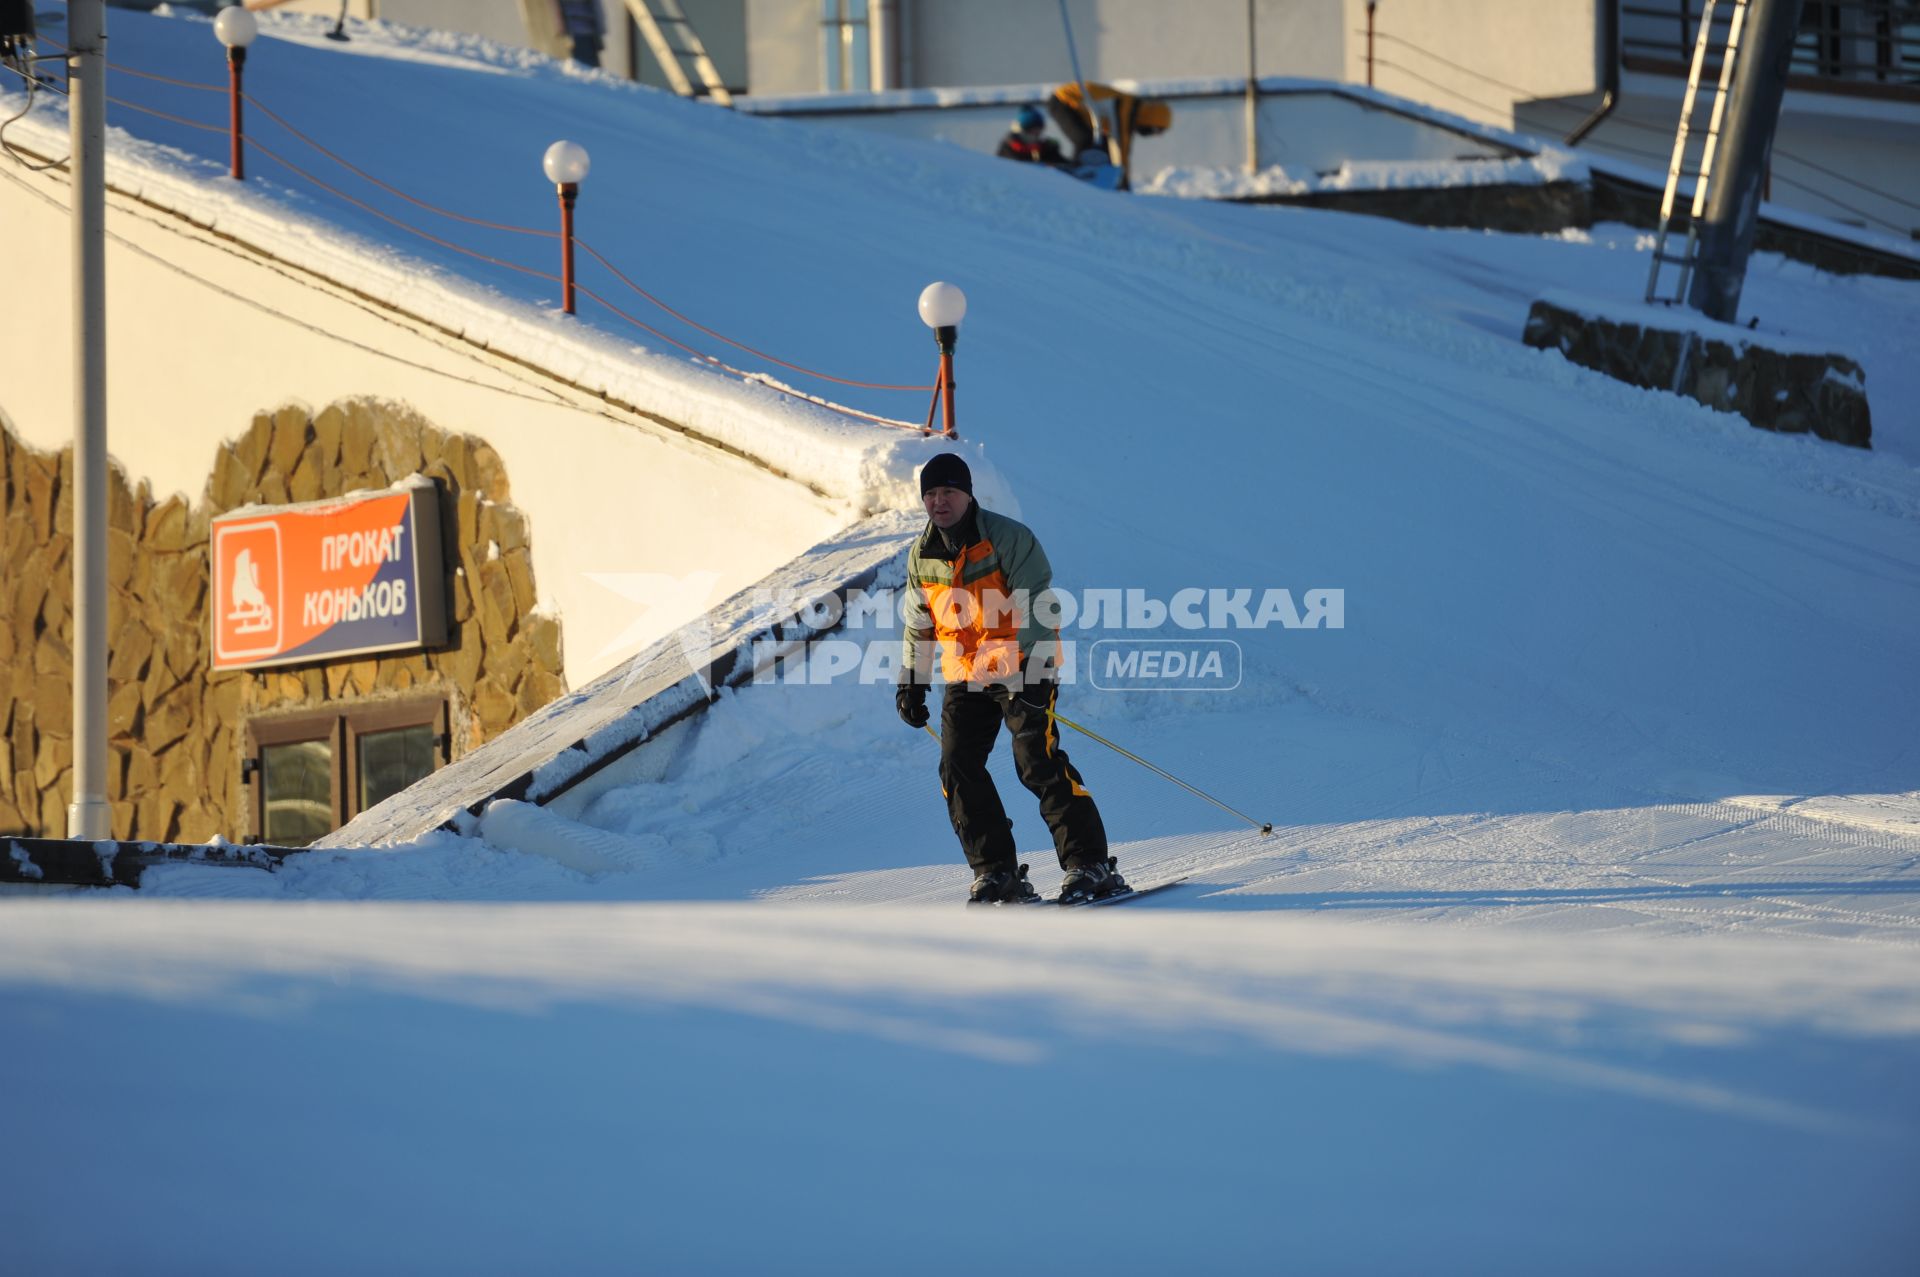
[[212, 520, 284, 664], [229, 548, 273, 634]]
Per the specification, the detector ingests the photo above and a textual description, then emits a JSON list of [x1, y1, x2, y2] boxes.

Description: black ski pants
[[939, 683, 1108, 874]]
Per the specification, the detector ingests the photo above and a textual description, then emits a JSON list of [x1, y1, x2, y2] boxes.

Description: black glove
[[895, 682, 930, 729]]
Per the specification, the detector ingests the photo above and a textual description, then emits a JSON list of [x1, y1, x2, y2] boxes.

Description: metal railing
[[1622, 1, 1919, 92]]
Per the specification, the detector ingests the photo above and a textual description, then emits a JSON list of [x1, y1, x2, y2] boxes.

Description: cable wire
[[1, 59, 68, 171], [574, 238, 936, 393], [241, 91, 559, 238], [238, 138, 921, 427], [36, 47, 950, 402]]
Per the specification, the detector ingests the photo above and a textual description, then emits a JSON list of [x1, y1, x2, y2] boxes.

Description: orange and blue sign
[[210, 483, 447, 671]]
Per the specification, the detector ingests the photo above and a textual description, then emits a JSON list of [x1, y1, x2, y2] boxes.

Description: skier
[[1046, 81, 1173, 190], [995, 104, 1072, 168], [895, 453, 1125, 905]]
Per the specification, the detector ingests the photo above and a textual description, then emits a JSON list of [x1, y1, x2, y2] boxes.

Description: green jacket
[[902, 506, 1056, 683]]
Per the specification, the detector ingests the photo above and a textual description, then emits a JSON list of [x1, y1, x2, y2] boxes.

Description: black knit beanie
[[919, 453, 973, 496]]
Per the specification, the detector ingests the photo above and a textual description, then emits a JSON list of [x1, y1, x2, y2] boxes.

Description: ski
[[1056, 876, 1190, 908]]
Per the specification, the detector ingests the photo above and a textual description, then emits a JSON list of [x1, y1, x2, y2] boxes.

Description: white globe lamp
[[213, 6, 258, 49], [917, 281, 967, 330], [543, 140, 591, 187]]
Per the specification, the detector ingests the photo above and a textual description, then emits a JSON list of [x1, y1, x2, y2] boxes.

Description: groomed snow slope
[[3, 10, 1919, 1274]]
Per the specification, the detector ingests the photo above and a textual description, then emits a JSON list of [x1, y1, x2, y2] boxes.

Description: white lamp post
[[67, 0, 110, 840], [213, 4, 257, 180], [543, 140, 590, 315], [917, 281, 966, 438]]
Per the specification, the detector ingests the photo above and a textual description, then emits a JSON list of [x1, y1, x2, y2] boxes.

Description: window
[[1621, 1, 1919, 92], [821, 0, 871, 92], [246, 697, 447, 846], [1793, 1, 1919, 85]]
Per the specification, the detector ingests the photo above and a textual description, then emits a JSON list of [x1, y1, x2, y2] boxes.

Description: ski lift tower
[[1644, 0, 1807, 322]]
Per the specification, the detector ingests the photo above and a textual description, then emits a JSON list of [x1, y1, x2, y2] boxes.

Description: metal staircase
[[1645, 0, 1755, 305], [622, 0, 733, 106]]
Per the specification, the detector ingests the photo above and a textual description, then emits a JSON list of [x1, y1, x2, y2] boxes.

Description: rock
[[106, 590, 130, 641], [126, 745, 158, 796], [442, 434, 475, 492], [108, 680, 143, 739], [374, 416, 423, 479], [39, 784, 66, 837], [209, 444, 252, 512], [145, 681, 196, 753], [160, 744, 202, 806], [163, 616, 203, 683], [470, 677, 516, 737], [348, 659, 379, 696], [481, 503, 529, 555], [108, 620, 154, 683], [108, 466, 137, 533], [159, 551, 208, 621], [137, 792, 179, 843], [145, 495, 190, 551], [33, 735, 66, 788], [34, 633, 71, 679], [435, 618, 483, 689], [206, 724, 233, 809], [527, 613, 563, 675], [502, 546, 536, 616], [234, 413, 272, 485], [206, 672, 247, 726], [1522, 297, 1871, 448], [312, 404, 346, 470], [288, 452, 323, 504], [341, 403, 378, 476], [22, 452, 55, 541], [53, 450, 73, 536], [255, 471, 291, 508], [484, 633, 528, 691], [517, 667, 564, 717], [0, 795, 24, 836], [111, 801, 134, 841], [269, 405, 311, 477], [450, 568, 472, 624], [108, 527, 135, 589], [456, 489, 479, 554], [477, 559, 515, 647], [471, 440, 510, 502], [324, 662, 353, 698], [34, 671, 70, 738], [176, 802, 223, 844]]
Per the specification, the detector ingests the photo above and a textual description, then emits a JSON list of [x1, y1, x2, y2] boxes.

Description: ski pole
[[1048, 709, 1273, 836]]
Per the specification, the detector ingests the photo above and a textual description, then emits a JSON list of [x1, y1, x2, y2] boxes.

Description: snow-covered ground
[[3, 9, 1919, 1273]]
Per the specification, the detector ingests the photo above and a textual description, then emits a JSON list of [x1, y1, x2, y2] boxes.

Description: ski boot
[[1057, 857, 1129, 905], [968, 863, 1041, 906]]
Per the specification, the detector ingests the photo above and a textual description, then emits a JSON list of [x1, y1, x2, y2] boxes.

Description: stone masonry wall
[[0, 399, 565, 841], [1523, 298, 1872, 449]]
